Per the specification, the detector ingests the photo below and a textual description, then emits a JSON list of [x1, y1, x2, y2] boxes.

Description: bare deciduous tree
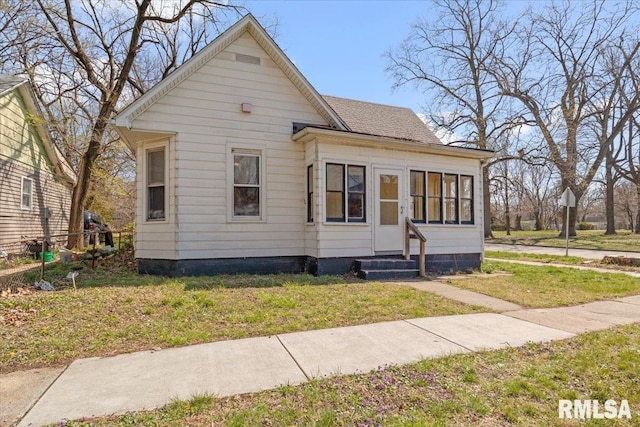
[[385, 0, 522, 238], [491, 0, 640, 236], [0, 0, 243, 247]]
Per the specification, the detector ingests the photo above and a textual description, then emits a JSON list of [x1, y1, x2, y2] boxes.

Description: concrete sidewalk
[[485, 242, 640, 260], [13, 313, 574, 427], [5, 284, 640, 426]]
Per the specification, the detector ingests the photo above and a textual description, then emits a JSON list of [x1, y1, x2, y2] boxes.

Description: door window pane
[[380, 201, 398, 225], [380, 174, 398, 199]]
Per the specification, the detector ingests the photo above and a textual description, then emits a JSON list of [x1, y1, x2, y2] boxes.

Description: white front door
[[374, 168, 404, 253]]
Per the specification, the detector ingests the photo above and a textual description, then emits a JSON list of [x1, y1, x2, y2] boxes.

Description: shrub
[[577, 222, 595, 230]]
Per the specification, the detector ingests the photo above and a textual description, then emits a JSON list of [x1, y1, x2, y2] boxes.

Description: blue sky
[[243, 0, 439, 113], [241, 1, 528, 115]]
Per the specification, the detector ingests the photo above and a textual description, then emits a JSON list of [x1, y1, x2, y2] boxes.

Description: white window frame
[[143, 141, 169, 223], [21, 176, 33, 210], [227, 145, 266, 222]]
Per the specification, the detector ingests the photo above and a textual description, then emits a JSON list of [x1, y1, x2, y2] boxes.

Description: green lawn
[[451, 261, 640, 308], [57, 323, 640, 426], [488, 229, 640, 252], [0, 263, 485, 373]]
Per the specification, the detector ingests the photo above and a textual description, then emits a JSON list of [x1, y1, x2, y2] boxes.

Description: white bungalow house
[[113, 14, 493, 277]]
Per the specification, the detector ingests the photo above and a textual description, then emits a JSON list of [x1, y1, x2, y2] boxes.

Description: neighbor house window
[[146, 147, 166, 220], [427, 172, 442, 223], [443, 174, 458, 223], [21, 177, 32, 210], [461, 175, 474, 224], [410, 170, 426, 223], [233, 152, 261, 217], [307, 164, 314, 222], [326, 163, 366, 222]]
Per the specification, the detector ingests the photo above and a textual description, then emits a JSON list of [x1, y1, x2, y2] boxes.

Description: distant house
[[113, 14, 493, 277], [0, 76, 76, 249]]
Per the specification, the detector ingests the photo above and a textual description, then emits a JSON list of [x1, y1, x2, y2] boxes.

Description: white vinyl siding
[[309, 141, 483, 258], [131, 32, 327, 260]]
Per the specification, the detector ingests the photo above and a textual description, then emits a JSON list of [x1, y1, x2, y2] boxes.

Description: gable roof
[[114, 14, 348, 131], [0, 75, 76, 184], [322, 95, 441, 144]]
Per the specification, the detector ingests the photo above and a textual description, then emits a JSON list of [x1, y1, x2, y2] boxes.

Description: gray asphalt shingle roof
[[322, 95, 442, 144]]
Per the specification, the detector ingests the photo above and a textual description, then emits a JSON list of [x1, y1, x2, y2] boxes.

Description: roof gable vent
[[235, 53, 261, 65]]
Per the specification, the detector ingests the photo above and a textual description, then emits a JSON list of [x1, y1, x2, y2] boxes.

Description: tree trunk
[[66, 137, 104, 248], [534, 210, 544, 230], [514, 215, 522, 231], [483, 167, 492, 238], [604, 141, 616, 235], [558, 205, 578, 237], [635, 184, 640, 233], [504, 180, 511, 236]]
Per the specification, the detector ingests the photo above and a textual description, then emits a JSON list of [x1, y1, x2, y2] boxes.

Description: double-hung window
[[410, 170, 426, 223], [21, 177, 32, 210], [443, 174, 458, 223], [427, 172, 442, 223], [307, 164, 314, 222], [146, 147, 166, 221], [460, 175, 474, 224], [326, 163, 365, 222], [233, 152, 261, 217]]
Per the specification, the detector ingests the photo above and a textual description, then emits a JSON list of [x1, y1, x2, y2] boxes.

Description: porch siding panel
[[315, 142, 484, 258], [132, 31, 328, 261]]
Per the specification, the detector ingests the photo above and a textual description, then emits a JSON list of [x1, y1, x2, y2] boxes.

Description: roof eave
[[292, 127, 495, 160], [114, 14, 348, 131], [16, 83, 77, 185]]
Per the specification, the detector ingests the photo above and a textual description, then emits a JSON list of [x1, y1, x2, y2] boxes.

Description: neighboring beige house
[[114, 14, 493, 277], [0, 76, 76, 249]]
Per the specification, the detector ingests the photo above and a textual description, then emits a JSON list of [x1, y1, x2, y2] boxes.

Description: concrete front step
[[357, 269, 420, 280], [355, 258, 417, 271]]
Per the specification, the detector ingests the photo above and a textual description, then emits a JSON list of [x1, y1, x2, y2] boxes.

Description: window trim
[[460, 175, 474, 224], [410, 170, 426, 224], [227, 145, 266, 222], [20, 176, 32, 210], [325, 162, 367, 223], [443, 173, 459, 224], [427, 172, 443, 224], [144, 142, 168, 223], [307, 164, 314, 223], [326, 163, 345, 222]]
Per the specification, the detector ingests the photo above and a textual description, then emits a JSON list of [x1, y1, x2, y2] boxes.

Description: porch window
[[146, 147, 165, 220], [427, 172, 442, 223], [410, 170, 426, 223], [233, 152, 261, 217], [326, 163, 366, 222], [21, 177, 32, 210], [307, 164, 314, 222], [461, 175, 474, 224], [443, 174, 458, 224]]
